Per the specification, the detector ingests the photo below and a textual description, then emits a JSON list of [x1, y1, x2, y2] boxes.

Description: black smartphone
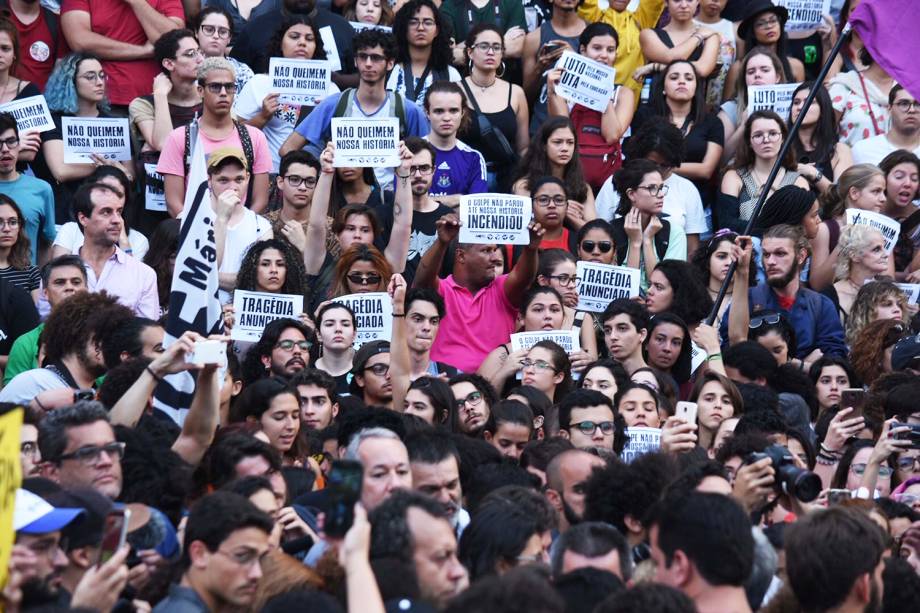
[[324, 460, 363, 538], [892, 422, 920, 450], [541, 42, 563, 56], [96, 508, 130, 566], [841, 388, 866, 420]]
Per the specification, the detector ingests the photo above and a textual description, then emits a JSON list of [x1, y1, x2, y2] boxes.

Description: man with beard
[[349, 340, 394, 409], [241, 317, 313, 385], [721, 225, 846, 359], [785, 506, 887, 613], [0, 291, 134, 404], [404, 288, 458, 379], [853, 84, 920, 164], [406, 430, 469, 535], [544, 449, 606, 533]]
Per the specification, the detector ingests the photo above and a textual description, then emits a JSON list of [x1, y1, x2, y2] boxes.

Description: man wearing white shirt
[[852, 84, 920, 165]]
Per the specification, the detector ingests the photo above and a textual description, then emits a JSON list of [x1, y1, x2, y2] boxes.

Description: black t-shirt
[[374, 202, 453, 286], [0, 277, 39, 356], [787, 33, 824, 82]]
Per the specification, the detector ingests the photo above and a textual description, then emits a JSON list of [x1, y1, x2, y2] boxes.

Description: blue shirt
[[0, 174, 55, 264], [428, 140, 488, 197]]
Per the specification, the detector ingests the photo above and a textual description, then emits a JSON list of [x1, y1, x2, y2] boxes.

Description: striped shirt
[[0, 266, 39, 293]]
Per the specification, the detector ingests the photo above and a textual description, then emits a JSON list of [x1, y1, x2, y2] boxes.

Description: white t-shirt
[[385, 64, 461, 105], [851, 134, 920, 166], [595, 172, 708, 234], [53, 222, 150, 260], [218, 208, 271, 304]]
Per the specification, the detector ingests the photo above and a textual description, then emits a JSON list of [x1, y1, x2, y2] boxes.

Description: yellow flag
[[0, 407, 23, 591]]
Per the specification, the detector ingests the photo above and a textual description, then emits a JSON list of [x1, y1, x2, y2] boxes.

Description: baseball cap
[[207, 147, 248, 171], [891, 334, 920, 371], [352, 340, 391, 375], [14, 489, 85, 535]]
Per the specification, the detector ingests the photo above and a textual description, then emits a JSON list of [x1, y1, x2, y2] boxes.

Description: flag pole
[[705, 23, 853, 326]]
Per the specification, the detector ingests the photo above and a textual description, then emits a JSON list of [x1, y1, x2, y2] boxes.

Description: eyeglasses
[[472, 42, 503, 54], [357, 52, 387, 63], [275, 339, 312, 351], [215, 548, 264, 569], [850, 463, 894, 478], [534, 195, 567, 208], [897, 493, 920, 505], [284, 174, 317, 188], [751, 131, 783, 143], [455, 391, 483, 411], [521, 359, 557, 372], [347, 272, 382, 286], [409, 164, 433, 176], [78, 71, 107, 83], [200, 24, 232, 39], [20, 441, 39, 457], [364, 363, 390, 376], [749, 313, 781, 329], [57, 442, 126, 465], [180, 48, 205, 59], [897, 455, 920, 471], [754, 16, 780, 28], [894, 100, 920, 112], [572, 420, 615, 435], [547, 273, 579, 287], [0, 218, 19, 229], [581, 240, 612, 254], [0, 136, 19, 150], [203, 81, 237, 94], [408, 18, 437, 29], [636, 184, 668, 196]]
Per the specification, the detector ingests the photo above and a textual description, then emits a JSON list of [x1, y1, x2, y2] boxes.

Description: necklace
[[469, 74, 496, 92]]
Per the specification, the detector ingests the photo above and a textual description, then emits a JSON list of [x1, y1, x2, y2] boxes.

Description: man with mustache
[[243, 317, 313, 384]]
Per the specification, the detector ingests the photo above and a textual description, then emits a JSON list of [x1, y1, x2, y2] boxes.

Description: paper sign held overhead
[[746, 83, 802, 119], [61, 117, 131, 164], [845, 209, 900, 253], [774, 0, 831, 32], [0, 95, 54, 132], [510, 330, 581, 354], [144, 164, 166, 212], [268, 58, 331, 106], [458, 194, 532, 245], [554, 51, 617, 112], [575, 261, 640, 313], [334, 292, 393, 348], [350, 21, 392, 33], [331, 117, 400, 168]]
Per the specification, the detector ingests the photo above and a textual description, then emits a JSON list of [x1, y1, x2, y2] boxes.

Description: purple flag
[[851, 0, 920, 101]]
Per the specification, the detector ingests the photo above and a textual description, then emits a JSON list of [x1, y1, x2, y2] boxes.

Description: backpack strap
[[234, 120, 254, 171], [333, 88, 355, 118], [392, 91, 406, 139]]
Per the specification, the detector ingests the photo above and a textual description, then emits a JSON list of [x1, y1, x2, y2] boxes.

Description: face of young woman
[[282, 24, 317, 60], [404, 388, 437, 424], [645, 269, 674, 314], [886, 162, 920, 209], [521, 346, 564, 394], [667, 0, 698, 22], [854, 233, 890, 275], [814, 364, 849, 410], [709, 239, 734, 283], [532, 181, 568, 230], [646, 323, 685, 371], [0, 203, 20, 251], [356, 0, 383, 24], [581, 366, 618, 401], [0, 32, 15, 76], [337, 213, 374, 251], [745, 54, 779, 87], [846, 446, 891, 496], [319, 307, 356, 351], [198, 12, 232, 57], [578, 228, 615, 264], [522, 292, 565, 331], [663, 62, 696, 102], [850, 175, 888, 212], [75, 58, 106, 104], [255, 248, 287, 292], [543, 260, 579, 308], [546, 127, 575, 167], [629, 171, 665, 215], [802, 200, 821, 240], [259, 393, 301, 453], [580, 34, 617, 66], [407, 5, 438, 48], [874, 293, 904, 323], [468, 29, 503, 72], [790, 89, 821, 125], [750, 117, 784, 161], [617, 387, 661, 428], [756, 329, 789, 365], [753, 10, 782, 44], [345, 260, 384, 293], [696, 380, 735, 433]]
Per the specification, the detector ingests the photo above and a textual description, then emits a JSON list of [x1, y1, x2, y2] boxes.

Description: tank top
[[460, 81, 519, 187], [738, 167, 801, 223], [529, 22, 583, 135], [654, 29, 704, 62]]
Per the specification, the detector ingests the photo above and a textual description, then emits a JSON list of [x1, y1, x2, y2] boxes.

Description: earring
[[468, 60, 473, 74], [497, 61, 506, 78]]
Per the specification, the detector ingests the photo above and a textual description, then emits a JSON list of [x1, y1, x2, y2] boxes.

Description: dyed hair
[[43, 53, 111, 114], [846, 281, 909, 347], [331, 243, 393, 298], [835, 225, 885, 281]]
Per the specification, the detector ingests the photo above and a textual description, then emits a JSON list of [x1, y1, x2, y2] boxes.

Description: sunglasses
[[581, 240, 612, 254], [749, 313, 781, 329], [347, 273, 382, 286]]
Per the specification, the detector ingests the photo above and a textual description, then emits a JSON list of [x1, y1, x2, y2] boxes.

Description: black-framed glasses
[[897, 455, 920, 471], [356, 52, 387, 63], [472, 42, 503, 54], [637, 184, 668, 196], [203, 81, 237, 94], [364, 363, 390, 376], [0, 136, 19, 150], [409, 164, 433, 176], [547, 273, 579, 287], [200, 24, 232, 39], [751, 131, 782, 143], [408, 17, 436, 29], [749, 313, 781, 329], [180, 48, 205, 59], [572, 420, 615, 435], [581, 240, 612, 254], [534, 195, 567, 208], [57, 442, 125, 465], [521, 359, 556, 372], [0, 218, 20, 229], [893, 100, 920, 112], [284, 174, 317, 188], [455, 391, 483, 410], [275, 339, 312, 351], [347, 272, 382, 286]]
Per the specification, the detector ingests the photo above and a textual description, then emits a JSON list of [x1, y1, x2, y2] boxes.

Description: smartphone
[[892, 422, 920, 450], [190, 339, 226, 366], [541, 42, 563, 56], [74, 388, 95, 401], [324, 460, 363, 538], [96, 508, 130, 566], [841, 389, 866, 420], [826, 489, 853, 506], [675, 401, 698, 425]]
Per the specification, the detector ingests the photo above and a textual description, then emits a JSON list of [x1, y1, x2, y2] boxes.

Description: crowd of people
[[3, 0, 920, 611]]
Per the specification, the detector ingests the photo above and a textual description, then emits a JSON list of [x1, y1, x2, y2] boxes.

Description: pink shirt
[[157, 123, 273, 180], [430, 274, 518, 373], [83, 246, 160, 319]]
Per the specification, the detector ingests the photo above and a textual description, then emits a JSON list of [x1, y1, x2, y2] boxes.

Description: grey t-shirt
[[0, 367, 69, 404]]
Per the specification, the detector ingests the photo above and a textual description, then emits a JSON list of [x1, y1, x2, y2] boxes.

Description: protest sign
[[350, 21, 392, 33], [268, 58, 331, 105], [62, 117, 131, 163], [896, 283, 920, 305], [319, 27, 342, 72], [575, 261, 640, 312], [144, 164, 166, 212], [230, 290, 304, 343], [845, 209, 900, 252], [774, 0, 831, 32], [510, 330, 581, 353], [746, 83, 801, 119], [458, 194, 532, 245], [554, 51, 617, 112], [332, 117, 400, 168], [621, 427, 661, 464], [690, 341, 708, 373], [0, 407, 23, 589], [0, 95, 54, 132], [335, 292, 393, 347]]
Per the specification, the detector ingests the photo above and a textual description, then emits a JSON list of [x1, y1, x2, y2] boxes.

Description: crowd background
[[3, 0, 920, 612]]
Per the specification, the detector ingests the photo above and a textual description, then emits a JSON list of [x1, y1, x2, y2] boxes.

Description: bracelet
[[820, 442, 842, 457], [816, 454, 838, 466], [145, 365, 163, 382], [392, 313, 406, 317], [706, 353, 722, 362]]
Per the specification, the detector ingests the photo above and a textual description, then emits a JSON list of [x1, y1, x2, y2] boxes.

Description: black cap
[[352, 340, 391, 374]]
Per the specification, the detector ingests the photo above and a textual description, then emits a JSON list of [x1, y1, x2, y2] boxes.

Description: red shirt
[[9, 9, 62, 90], [61, 0, 185, 105]]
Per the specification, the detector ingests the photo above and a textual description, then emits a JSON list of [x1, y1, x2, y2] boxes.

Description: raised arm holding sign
[[331, 117, 400, 168]]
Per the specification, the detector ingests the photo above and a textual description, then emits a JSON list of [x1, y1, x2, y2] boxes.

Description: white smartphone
[[190, 339, 226, 366], [675, 401, 698, 425]]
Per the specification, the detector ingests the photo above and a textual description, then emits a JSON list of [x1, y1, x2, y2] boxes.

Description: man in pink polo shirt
[[413, 212, 544, 373]]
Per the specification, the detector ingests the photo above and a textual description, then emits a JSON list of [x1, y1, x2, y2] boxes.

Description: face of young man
[[261, 327, 309, 378], [51, 420, 123, 499], [0, 127, 20, 177], [891, 89, 920, 134], [406, 507, 469, 608], [762, 237, 801, 290], [209, 161, 249, 201], [354, 44, 393, 86], [16, 531, 68, 603], [426, 91, 463, 139], [405, 299, 441, 353], [357, 353, 392, 405], [193, 527, 271, 609], [199, 68, 236, 116], [563, 405, 616, 451], [297, 383, 337, 430], [276, 162, 317, 210], [408, 149, 435, 197], [603, 314, 647, 362]]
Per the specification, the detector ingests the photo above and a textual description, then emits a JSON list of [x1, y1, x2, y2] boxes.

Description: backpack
[[570, 103, 621, 194], [330, 88, 407, 140], [184, 120, 255, 203]]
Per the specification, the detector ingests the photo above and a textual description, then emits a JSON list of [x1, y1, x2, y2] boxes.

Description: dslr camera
[[744, 444, 821, 502]]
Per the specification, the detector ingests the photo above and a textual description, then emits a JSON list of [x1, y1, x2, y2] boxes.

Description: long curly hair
[[393, 0, 453, 69], [0, 194, 32, 270], [236, 238, 310, 302], [44, 53, 111, 114], [330, 243, 393, 298], [653, 259, 714, 325], [266, 15, 326, 64], [845, 280, 909, 347], [516, 117, 589, 203], [850, 318, 907, 387]]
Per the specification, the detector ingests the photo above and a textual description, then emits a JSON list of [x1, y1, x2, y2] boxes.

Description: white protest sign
[[335, 292, 393, 347], [621, 427, 661, 464], [896, 283, 920, 305], [575, 261, 640, 312], [349, 21, 392, 34], [319, 27, 342, 72], [510, 330, 581, 354], [774, 0, 831, 32], [61, 117, 131, 164], [845, 209, 900, 253], [746, 83, 801, 119], [268, 58, 331, 106], [230, 290, 304, 343], [0, 95, 54, 132], [690, 341, 707, 373], [331, 117, 400, 168], [144, 163, 166, 212], [554, 51, 617, 112], [458, 194, 532, 245]]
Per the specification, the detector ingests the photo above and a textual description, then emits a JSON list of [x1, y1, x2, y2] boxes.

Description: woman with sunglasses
[[576, 219, 616, 265], [823, 225, 891, 326], [716, 110, 809, 235], [0, 196, 37, 302], [534, 250, 600, 359], [845, 280, 909, 349], [788, 82, 853, 195], [330, 243, 393, 298], [690, 230, 757, 330], [194, 7, 255, 94], [314, 302, 358, 395], [850, 318, 907, 387]]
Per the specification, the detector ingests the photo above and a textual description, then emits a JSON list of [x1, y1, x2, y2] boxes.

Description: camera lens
[[778, 464, 822, 502]]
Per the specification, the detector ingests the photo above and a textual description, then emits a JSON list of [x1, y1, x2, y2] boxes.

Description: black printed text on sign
[[62, 117, 131, 164], [0, 95, 54, 133], [331, 117, 400, 168], [575, 261, 640, 312], [746, 83, 801, 120], [231, 290, 304, 343], [459, 194, 532, 246], [846, 209, 900, 253], [268, 58, 331, 106], [554, 51, 617, 113], [774, 0, 831, 32], [335, 292, 393, 348]]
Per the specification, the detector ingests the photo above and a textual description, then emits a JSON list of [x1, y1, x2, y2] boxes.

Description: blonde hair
[[819, 164, 884, 219], [835, 224, 885, 281]]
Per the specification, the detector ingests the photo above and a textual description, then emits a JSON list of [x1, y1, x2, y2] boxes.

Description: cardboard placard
[[331, 117, 400, 168], [746, 83, 802, 119], [61, 117, 131, 164], [268, 58, 331, 105], [554, 51, 617, 112], [774, 0, 831, 31], [510, 330, 581, 354], [845, 209, 900, 253], [896, 283, 920, 305], [575, 261, 640, 313], [319, 26, 342, 72], [334, 292, 393, 347], [621, 426, 661, 464], [0, 95, 54, 132], [230, 290, 304, 343], [458, 194, 532, 245], [349, 21, 392, 33], [144, 163, 166, 212]]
